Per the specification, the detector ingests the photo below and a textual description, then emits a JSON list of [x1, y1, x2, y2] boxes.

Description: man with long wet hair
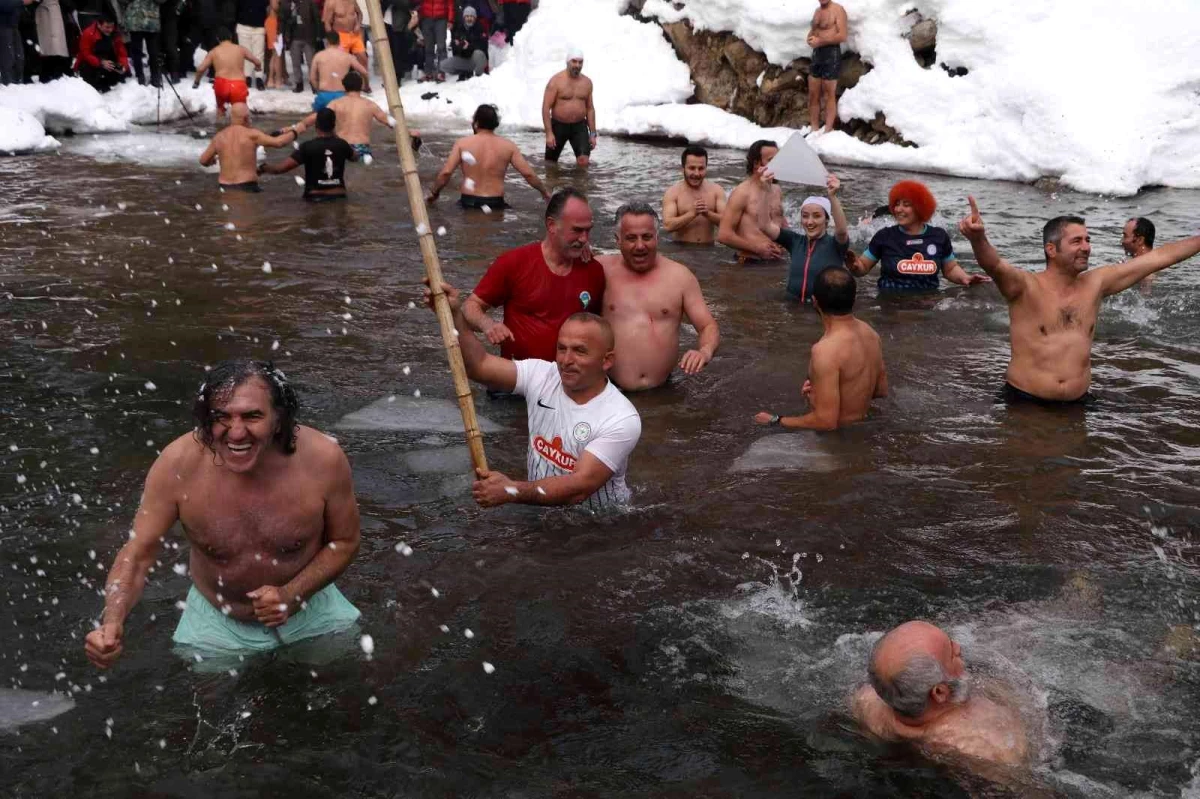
[[85, 360, 362, 669]]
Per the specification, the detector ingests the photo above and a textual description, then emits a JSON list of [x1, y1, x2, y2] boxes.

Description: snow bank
[[642, 0, 1200, 195], [4, 0, 1199, 195]]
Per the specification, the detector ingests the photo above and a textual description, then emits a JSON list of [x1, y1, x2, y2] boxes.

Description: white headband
[[801, 196, 831, 218]]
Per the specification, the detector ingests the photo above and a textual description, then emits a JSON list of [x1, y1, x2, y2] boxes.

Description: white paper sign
[[767, 133, 828, 186]]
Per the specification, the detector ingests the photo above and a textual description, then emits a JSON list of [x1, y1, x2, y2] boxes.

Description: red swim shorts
[[213, 76, 249, 114]]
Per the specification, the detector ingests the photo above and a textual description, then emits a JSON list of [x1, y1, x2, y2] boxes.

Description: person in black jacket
[[280, 0, 317, 92], [438, 4, 485, 79]]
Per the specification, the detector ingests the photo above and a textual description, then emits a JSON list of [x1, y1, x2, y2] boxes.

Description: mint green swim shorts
[[172, 583, 361, 655]]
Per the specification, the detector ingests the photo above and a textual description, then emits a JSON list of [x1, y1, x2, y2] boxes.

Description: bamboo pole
[[361, 0, 489, 473]]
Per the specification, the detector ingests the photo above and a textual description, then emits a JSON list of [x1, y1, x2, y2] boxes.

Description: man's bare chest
[[181, 482, 324, 559]]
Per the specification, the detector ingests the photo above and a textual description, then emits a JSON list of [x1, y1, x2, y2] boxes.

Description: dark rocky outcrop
[[645, 13, 946, 148]]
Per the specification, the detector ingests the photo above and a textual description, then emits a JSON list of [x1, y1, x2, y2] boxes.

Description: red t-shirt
[[472, 241, 606, 361]]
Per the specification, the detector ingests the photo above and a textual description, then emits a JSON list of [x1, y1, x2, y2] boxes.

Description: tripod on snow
[[156, 51, 197, 129]]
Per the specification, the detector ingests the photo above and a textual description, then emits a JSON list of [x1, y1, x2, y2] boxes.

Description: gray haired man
[[594, 202, 720, 391]]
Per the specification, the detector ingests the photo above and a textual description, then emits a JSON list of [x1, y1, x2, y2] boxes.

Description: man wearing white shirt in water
[[424, 279, 642, 511]]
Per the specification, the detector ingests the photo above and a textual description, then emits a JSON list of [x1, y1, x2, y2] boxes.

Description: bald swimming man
[[198, 103, 301, 191], [853, 620, 1029, 766]]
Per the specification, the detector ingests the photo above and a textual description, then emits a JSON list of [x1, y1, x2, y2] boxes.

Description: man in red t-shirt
[[463, 188, 605, 361]]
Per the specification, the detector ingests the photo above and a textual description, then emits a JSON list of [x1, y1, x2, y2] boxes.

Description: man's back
[[815, 316, 884, 425], [312, 49, 356, 90], [211, 42, 249, 79], [328, 94, 378, 144], [213, 125, 259, 183], [459, 132, 516, 196]]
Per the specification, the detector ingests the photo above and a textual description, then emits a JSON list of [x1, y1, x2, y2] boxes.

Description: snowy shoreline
[[3, 0, 1199, 197]]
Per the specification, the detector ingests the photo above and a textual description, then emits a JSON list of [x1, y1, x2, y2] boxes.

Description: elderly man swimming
[[852, 620, 1029, 766]]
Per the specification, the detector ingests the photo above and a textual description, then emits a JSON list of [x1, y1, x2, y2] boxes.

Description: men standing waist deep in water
[[84, 360, 362, 669], [661, 145, 728, 245], [199, 103, 300, 191], [719, 140, 787, 264], [463, 188, 606, 362], [597, 202, 720, 391], [958, 197, 1200, 404], [1121, 216, 1156, 293], [425, 281, 642, 511], [193, 29, 262, 122], [542, 48, 596, 168], [753, 166, 850, 303], [427, 103, 551, 210], [807, 0, 847, 134], [260, 108, 358, 200], [850, 180, 991, 292], [309, 30, 371, 111], [853, 621, 1029, 767], [753, 268, 886, 430], [293, 71, 394, 160]]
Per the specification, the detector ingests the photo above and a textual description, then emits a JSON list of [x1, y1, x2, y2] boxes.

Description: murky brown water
[[2, 117, 1199, 797]]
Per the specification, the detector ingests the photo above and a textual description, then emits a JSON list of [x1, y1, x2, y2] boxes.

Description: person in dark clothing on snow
[[279, 0, 318, 93], [439, 4, 486, 79]]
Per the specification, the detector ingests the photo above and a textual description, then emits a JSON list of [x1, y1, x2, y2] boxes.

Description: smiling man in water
[[84, 360, 361, 669]]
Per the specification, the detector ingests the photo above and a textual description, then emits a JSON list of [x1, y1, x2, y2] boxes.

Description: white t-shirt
[[514, 359, 642, 510]]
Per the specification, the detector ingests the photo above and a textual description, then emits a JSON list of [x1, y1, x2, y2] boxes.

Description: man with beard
[[542, 48, 596, 168], [425, 281, 641, 511], [596, 203, 720, 391], [661, 145, 727, 245], [958, 198, 1200, 403], [84, 361, 361, 668], [463, 188, 606, 361], [853, 621, 1029, 766], [427, 103, 550, 209]]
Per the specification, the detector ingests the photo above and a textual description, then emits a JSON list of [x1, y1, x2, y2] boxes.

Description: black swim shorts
[[457, 195, 509, 210], [547, 118, 591, 161], [810, 45, 842, 81], [221, 181, 262, 193], [998, 382, 1096, 407]]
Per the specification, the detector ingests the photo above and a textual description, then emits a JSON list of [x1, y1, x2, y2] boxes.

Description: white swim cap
[[566, 45, 585, 62], [801, 196, 831, 218]]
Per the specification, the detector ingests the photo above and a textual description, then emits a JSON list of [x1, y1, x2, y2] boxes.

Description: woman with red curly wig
[[850, 180, 991, 292]]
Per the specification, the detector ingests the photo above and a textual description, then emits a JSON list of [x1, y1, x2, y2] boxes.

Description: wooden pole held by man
[[361, 0, 489, 473]]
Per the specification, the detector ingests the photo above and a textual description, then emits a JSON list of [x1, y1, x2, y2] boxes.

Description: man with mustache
[[958, 199, 1200, 403], [542, 49, 596, 168], [853, 620, 1029, 766], [85, 361, 361, 669], [463, 188, 606, 362]]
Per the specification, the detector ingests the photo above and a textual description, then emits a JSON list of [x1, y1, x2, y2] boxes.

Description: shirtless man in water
[[662, 145, 727, 245], [294, 71, 391, 159], [198, 103, 300, 191], [597, 203, 720, 390], [958, 198, 1200, 403], [84, 361, 361, 668], [853, 621, 1029, 767], [322, 0, 368, 74], [542, 50, 596, 168], [309, 30, 371, 111], [753, 268, 886, 430], [807, 0, 848, 134], [193, 29, 262, 122], [719, 140, 787, 263], [428, 103, 551, 210]]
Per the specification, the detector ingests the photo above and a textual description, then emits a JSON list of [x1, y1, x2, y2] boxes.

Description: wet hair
[[545, 187, 588, 221], [562, 312, 615, 351], [1130, 216, 1155, 249], [342, 71, 363, 92], [869, 652, 947, 719], [325, 29, 342, 46], [614, 201, 659, 227], [315, 107, 336, 133], [192, 360, 300, 456], [681, 145, 708, 167], [813, 267, 856, 315], [746, 139, 778, 175], [888, 180, 937, 223], [1042, 215, 1086, 253], [473, 103, 500, 131]]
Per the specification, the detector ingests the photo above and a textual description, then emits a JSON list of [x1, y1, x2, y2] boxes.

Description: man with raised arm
[[806, 0, 848, 134], [199, 103, 301, 191], [597, 202, 720, 391], [958, 198, 1200, 403], [84, 361, 361, 669], [424, 281, 641, 511], [661, 145, 727, 245], [193, 29, 262, 122], [293, 71, 393, 160], [753, 268, 886, 430], [427, 103, 551, 210], [542, 49, 597, 168], [718, 140, 787, 264]]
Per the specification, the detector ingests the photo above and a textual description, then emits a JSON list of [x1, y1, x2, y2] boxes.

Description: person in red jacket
[[418, 0, 452, 82], [75, 11, 130, 93]]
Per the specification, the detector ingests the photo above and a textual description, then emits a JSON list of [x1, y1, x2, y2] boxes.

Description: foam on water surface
[[729, 433, 841, 473], [0, 689, 76, 732], [335, 395, 503, 434]]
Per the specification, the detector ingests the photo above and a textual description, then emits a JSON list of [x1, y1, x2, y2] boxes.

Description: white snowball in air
[[360, 634, 375, 655], [144, 381, 157, 391], [362, 154, 373, 166], [294, 176, 304, 185], [436, 226, 447, 236], [262, 262, 272, 273], [224, 222, 235, 231], [482, 662, 495, 674]]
